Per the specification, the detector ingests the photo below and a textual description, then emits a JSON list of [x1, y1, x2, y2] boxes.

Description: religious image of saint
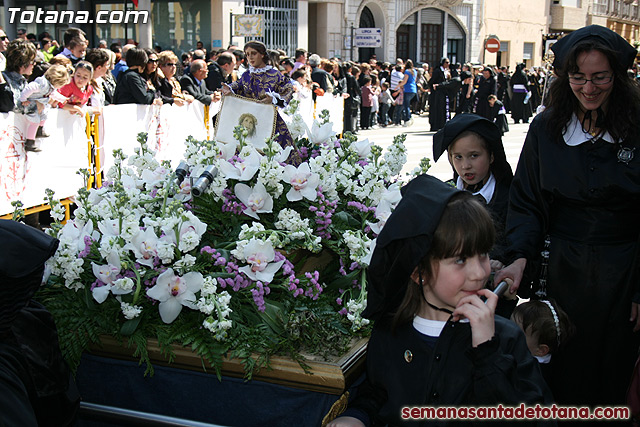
[[238, 112, 258, 139]]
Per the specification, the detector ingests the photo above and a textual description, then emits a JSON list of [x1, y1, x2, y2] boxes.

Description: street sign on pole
[[354, 28, 382, 48], [485, 36, 501, 53]]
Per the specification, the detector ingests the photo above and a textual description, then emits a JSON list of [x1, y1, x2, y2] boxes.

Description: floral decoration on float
[[34, 103, 432, 378]]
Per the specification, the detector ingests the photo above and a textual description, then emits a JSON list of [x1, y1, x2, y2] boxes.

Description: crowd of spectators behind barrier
[[4, 27, 640, 136]]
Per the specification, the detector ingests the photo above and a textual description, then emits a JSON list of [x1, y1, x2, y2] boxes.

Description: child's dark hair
[[393, 192, 495, 328], [512, 299, 574, 353], [362, 75, 372, 85]]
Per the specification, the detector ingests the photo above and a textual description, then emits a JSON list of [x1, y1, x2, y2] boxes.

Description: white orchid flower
[[274, 146, 293, 164], [124, 227, 160, 267], [217, 140, 239, 160], [234, 182, 274, 219], [219, 149, 261, 181], [380, 183, 402, 208], [361, 237, 376, 267], [238, 239, 284, 283], [308, 120, 335, 145], [353, 138, 372, 159], [282, 162, 320, 202], [91, 251, 122, 303], [146, 268, 204, 323], [368, 204, 392, 236], [60, 220, 99, 253], [141, 165, 170, 189]]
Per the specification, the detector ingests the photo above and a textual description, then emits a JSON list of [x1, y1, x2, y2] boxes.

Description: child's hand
[[21, 100, 30, 107], [326, 416, 365, 427], [70, 105, 83, 115], [173, 97, 185, 106], [152, 98, 163, 106], [36, 102, 44, 114], [452, 289, 496, 348]]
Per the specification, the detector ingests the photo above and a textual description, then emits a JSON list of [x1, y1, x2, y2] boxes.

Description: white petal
[[286, 188, 303, 202], [146, 282, 170, 302], [183, 272, 204, 292], [254, 259, 285, 283], [176, 290, 198, 309], [158, 298, 183, 323], [92, 285, 111, 304]]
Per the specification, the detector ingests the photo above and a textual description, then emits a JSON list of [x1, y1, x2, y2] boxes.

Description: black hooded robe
[[505, 112, 640, 406]]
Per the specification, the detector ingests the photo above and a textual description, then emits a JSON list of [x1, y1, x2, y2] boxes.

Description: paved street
[[357, 113, 533, 182]]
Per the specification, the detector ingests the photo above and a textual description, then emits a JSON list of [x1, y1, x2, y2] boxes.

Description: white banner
[[0, 109, 89, 215], [1, 95, 339, 216], [100, 101, 218, 173]]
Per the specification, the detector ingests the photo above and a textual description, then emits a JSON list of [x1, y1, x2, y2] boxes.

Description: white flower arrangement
[[39, 109, 432, 377]]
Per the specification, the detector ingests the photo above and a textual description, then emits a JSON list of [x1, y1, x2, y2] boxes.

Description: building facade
[[2, 0, 639, 68]]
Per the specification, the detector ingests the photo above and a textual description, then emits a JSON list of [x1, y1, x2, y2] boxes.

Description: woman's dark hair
[[142, 48, 161, 87], [392, 192, 495, 328], [244, 40, 270, 66], [545, 38, 640, 142], [5, 39, 37, 73], [512, 299, 575, 353], [125, 47, 148, 69], [291, 69, 306, 80]]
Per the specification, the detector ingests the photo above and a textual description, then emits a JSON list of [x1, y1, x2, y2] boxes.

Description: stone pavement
[[357, 112, 533, 182]]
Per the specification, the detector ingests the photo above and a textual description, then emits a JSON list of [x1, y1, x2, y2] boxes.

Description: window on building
[[245, 0, 298, 56], [420, 24, 442, 67], [523, 42, 534, 60], [497, 41, 509, 68], [592, 0, 608, 14]]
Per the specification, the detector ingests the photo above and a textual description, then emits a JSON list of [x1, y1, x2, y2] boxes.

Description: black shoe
[[25, 139, 41, 152], [36, 126, 49, 138]]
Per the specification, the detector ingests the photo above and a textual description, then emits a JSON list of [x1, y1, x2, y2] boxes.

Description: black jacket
[[180, 73, 213, 105], [347, 316, 553, 426], [113, 69, 156, 105]]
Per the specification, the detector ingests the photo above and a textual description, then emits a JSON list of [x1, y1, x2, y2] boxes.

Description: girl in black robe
[[327, 175, 552, 427], [495, 25, 640, 407], [432, 113, 514, 291]]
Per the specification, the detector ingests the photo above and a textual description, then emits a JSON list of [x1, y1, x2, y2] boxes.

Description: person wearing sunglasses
[[0, 29, 9, 72], [495, 25, 640, 408], [156, 50, 194, 106]]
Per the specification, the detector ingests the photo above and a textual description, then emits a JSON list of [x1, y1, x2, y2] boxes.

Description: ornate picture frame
[[214, 94, 277, 150]]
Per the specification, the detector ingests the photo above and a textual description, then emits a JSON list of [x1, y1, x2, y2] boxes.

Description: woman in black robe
[[427, 57, 452, 132], [495, 25, 640, 407], [474, 67, 497, 119], [510, 63, 531, 124]]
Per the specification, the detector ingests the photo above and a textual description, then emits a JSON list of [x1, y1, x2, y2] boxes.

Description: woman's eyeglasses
[[568, 74, 613, 85], [0, 36, 8, 41], [147, 59, 158, 63]]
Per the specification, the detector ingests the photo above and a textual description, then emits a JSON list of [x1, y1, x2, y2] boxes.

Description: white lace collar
[[456, 172, 496, 204], [248, 65, 273, 74], [563, 113, 616, 146]]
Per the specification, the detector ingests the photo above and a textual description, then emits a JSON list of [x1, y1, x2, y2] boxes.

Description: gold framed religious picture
[[214, 94, 277, 150]]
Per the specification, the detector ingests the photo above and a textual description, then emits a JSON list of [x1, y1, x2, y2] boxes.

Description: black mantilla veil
[[546, 24, 640, 144], [363, 175, 461, 322], [433, 113, 513, 187]]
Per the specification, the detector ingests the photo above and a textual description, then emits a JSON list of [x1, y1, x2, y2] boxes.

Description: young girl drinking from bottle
[[328, 175, 551, 427]]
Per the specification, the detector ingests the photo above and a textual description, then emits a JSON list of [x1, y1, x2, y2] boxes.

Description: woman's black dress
[[427, 67, 451, 131], [505, 111, 640, 406]]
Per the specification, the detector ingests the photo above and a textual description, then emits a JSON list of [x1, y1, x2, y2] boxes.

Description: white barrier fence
[[0, 93, 344, 216]]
